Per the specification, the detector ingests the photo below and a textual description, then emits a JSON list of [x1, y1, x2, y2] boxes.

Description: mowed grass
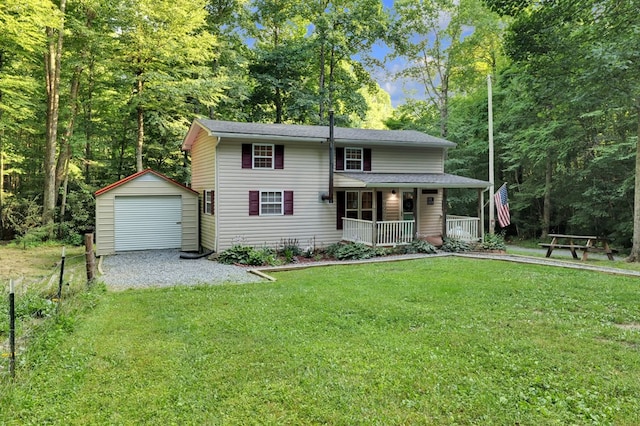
[[2, 257, 640, 424]]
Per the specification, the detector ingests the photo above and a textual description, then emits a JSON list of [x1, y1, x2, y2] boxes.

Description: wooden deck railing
[[342, 218, 414, 246], [446, 215, 480, 241]]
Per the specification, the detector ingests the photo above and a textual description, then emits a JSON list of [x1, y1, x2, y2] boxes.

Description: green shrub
[[334, 243, 377, 260], [324, 242, 344, 259], [441, 237, 472, 253], [218, 245, 277, 266], [405, 239, 437, 254], [277, 238, 302, 262], [480, 233, 507, 251]]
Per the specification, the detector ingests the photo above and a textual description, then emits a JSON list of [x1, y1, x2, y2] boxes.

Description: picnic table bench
[[538, 234, 617, 261]]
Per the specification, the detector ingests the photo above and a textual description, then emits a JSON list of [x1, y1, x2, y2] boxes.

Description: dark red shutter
[[211, 190, 215, 214], [363, 148, 372, 171], [202, 190, 207, 213], [376, 191, 383, 221], [284, 191, 294, 215], [249, 191, 259, 215], [275, 145, 284, 169], [242, 144, 252, 168], [335, 147, 344, 170], [336, 191, 345, 229]]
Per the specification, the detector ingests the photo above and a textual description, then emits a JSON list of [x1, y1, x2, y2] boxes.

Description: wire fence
[[2, 239, 96, 380]]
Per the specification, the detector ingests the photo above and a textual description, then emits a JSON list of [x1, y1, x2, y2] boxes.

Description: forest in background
[[0, 0, 638, 254]]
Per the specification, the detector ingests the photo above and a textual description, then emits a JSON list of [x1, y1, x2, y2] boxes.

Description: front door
[[402, 191, 414, 221]]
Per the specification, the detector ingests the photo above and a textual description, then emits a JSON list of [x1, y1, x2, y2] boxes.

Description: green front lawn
[[2, 257, 640, 424]]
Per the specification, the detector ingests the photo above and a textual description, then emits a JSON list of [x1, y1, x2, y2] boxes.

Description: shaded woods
[[1, 0, 638, 256]]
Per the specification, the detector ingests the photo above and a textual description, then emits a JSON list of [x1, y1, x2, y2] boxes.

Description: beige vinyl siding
[[216, 139, 341, 251], [417, 191, 443, 237], [95, 196, 114, 256], [382, 189, 401, 221], [368, 146, 444, 173], [95, 173, 198, 255], [190, 129, 216, 251]]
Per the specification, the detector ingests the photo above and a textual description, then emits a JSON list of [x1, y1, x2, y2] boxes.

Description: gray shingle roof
[[195, 119, 457, 148], [337, 172, 491, 189]]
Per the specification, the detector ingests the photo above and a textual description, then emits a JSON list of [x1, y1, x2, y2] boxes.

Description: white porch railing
[[342, 218, 375, 245], [446, 215, 481, 242], [376, 220, 414, 246], [342, 218, 414, 246]]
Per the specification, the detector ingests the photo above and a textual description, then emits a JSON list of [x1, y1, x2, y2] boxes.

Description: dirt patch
[[614, 323, 640, 331]]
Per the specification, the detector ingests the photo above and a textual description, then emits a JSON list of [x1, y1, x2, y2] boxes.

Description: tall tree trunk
[[84, 63, 94, 184], [439, 74, 449, 138], [55, 66, 82, 191], [542, 154, 553, 239], [136, 76, 144, 172], [43, 0, 66, 227], [318, 34, 326, 123], [627, 99, 640, 262]]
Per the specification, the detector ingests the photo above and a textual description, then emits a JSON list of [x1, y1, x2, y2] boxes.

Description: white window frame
[[346, 190, 373, 220], [259, 190, 283, 215], [204, 190, 213, 215], [345, 147, 363, 171], [253, 143, 274, 169]]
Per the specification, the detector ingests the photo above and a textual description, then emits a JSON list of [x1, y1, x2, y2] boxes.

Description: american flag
[[494, 184, 510, 227]]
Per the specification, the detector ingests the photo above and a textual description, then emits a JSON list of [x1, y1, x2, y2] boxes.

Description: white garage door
[[115, 195, 182, 252]]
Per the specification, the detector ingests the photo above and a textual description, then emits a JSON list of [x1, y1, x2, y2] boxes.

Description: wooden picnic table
[[538, 234, 617, 261]]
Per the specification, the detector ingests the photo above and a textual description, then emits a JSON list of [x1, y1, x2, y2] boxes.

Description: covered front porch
[[335, 172, 490, 247], [342, 215, 481, 246]]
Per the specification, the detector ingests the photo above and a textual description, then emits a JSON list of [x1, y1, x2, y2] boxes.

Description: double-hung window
[[260, 191, 283, 215], [253, 144, 274, 169], [203, 190, 214, 215], [345, 147, 363, 171], [249, 190, 294, 216]]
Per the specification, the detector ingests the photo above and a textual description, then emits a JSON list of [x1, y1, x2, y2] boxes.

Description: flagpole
[[488, 74, 495, 234]]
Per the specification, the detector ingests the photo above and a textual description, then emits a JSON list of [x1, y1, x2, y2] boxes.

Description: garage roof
[[95, 169, 197, 196]]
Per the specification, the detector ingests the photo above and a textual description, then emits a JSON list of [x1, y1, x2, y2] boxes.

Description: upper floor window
[[335, 147, 371, 171], [242, 144, 284, 169], [345, 148, 363, 171], [253, 144, 274, 169]]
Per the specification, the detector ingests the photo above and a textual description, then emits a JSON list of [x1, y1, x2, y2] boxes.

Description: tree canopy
[[1, 0, 639, 258]]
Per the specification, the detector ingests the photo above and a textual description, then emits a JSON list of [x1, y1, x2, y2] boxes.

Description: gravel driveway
[[100, 249, 264, 290]]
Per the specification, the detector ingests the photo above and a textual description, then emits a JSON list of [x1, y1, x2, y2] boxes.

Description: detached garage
[[95, 169, 199, 256]]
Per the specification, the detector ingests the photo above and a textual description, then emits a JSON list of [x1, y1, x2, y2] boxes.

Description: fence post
[[85, 233, 96, 284], [57, 246, 66, 300], [9, 279, 15, 379]]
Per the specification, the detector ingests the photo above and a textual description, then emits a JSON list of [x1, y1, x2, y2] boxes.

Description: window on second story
[[242, 144, 284, 169], [335, 147, 371, 171], [345, 148, 363, 171], [253, 144, 274, 168]]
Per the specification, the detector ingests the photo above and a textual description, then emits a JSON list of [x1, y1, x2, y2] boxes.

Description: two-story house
[[181, 119, 490, 252]]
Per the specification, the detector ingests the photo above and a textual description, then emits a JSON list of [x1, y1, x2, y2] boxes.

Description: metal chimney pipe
[[322, 110, 335, 203]]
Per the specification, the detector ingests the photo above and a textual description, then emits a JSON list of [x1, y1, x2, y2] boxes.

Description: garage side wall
[[95, 174, 198, 256]]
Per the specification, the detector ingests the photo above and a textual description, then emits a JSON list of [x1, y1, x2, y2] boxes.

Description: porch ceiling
[[335, 172, 491, 189]]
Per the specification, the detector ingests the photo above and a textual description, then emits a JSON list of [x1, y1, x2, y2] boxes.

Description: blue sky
[[369, 0, 426, 108]]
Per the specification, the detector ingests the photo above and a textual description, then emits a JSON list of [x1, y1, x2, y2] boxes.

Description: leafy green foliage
[[332, 242, 378, 260], [480, 232, 507, 251], [441, 237, 473, 253], [217, 245, 277, 266], [277, 238, 302, 263], [406, 239, 438, 254]]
